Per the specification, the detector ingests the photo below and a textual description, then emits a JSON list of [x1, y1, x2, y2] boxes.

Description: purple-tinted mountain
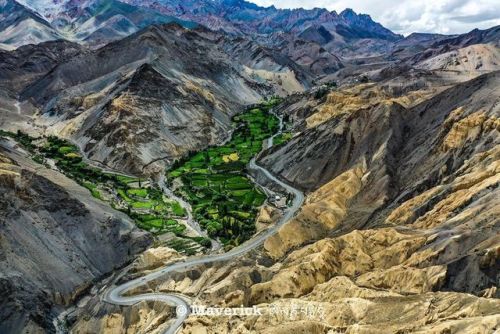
[[117, 0, 403, 58], [431, 25, 500, 49], [0, 0, 62, 49], [2, 0, 404, 60], [123, 0, 401, 41], [298, 25, 334, 45], [2, 0, 196, 48]]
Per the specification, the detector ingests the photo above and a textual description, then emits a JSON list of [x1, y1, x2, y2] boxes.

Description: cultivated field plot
[[166, 99, 281, 247]]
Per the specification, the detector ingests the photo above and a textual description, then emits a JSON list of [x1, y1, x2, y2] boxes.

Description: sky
[[251, 0, 500, 35]]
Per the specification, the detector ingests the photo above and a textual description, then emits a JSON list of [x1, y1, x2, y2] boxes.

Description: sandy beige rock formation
[[69, 69, 499, 334]]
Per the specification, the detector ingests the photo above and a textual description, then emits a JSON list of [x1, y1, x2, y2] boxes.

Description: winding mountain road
[[104, 113, 304, 334]]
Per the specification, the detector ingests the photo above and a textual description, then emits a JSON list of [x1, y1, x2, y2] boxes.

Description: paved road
[[104, 114, 304, 334]]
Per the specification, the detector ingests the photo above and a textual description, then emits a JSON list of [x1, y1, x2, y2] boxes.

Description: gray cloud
[[452, 11, 500, 23], [252, 0, 500, 35]]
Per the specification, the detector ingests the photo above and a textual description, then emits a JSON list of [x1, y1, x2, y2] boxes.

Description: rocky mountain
[[415, 43, 500, 74], [10, 0, 197, 46], [123, 0, 400, 40], [2, 23, 309, 175], [1, 0, 404, 60], [319, 25, 500, 89], [0, 39, 84, 96], [389, 32, 454, 59], [69, 0, 196, 45], [121, 0, 402, 57], [0, 138, 151, 333], [261, 31, 344, 76], [405, 25, 500, 65], [0, 0, 410, 89], [0, 0, 62, 49], [242, 70, 499, 332], [298, 25, 334, 45], [433, 25, 500, 49], [11, 0, 397, 41]]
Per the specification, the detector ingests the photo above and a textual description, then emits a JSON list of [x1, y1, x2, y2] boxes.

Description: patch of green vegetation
[[1, 131, 203, 250], [32, 154, 45, 165], [83, 181, 103, 200], [134, 214, 186, 234], [131, 200, 155, 209], [0, 129, 37, 151], [127, 188, 148, 197], [273, 132, 293, 146], [190, 236, 212, 248], [166, 98, 281, 248], [117, 188, 132, 202], [165, 237, 199, 256], [171, 201, 186, 216], [58, 146, 77, 154], [115, 175, 140, 184]]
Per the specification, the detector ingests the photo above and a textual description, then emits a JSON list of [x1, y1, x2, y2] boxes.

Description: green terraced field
[[127, 188, 148, 197], [166, 99, 281, 248], [115, 175, 141, 184]]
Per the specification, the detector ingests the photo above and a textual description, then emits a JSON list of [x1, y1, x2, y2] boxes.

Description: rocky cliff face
[[0, 40, 84, 96], [0, 139, 151, 333], [259, 70, 499, 249]]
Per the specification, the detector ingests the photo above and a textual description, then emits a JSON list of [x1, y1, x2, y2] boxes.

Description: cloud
[[251, 0, 500, 35], [451, 11, 500, 23]]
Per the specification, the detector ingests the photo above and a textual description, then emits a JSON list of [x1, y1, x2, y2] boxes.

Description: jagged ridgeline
[[166, 98, 282, 248]]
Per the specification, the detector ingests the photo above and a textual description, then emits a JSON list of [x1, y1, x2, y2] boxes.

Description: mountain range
[[1, 0, 196, 47], [3, 0, 400, 50]]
